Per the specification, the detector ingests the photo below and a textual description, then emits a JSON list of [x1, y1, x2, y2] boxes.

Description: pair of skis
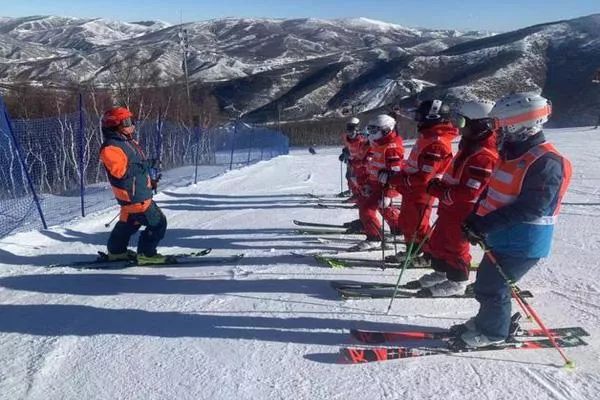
[[49, 248, 245, 269], [313, 254, 450, 270], [341, 326, 589, 363], [300, 195, 357, 209], [293, 220, 403, 244], [293, 220, 363, 235], [329, 280, 533, 299]]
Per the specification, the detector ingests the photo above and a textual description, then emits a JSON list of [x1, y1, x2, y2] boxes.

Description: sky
[[0, 0, 598, 31]]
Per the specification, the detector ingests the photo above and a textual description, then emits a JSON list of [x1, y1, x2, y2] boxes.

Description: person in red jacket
[[339, 117, 369, 199], [352, 114, 404, 251], [404, 99, 499, 296], [383, 99, 459, 264]]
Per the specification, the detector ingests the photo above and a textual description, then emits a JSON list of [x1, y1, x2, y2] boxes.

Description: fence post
[[3, 108, 47, 229], [78, 92, 85, 217], [229, 121, 237, 170], [246, 124, 253, 165], [194, 123, 201, 184], [155, 108, 163, 162]]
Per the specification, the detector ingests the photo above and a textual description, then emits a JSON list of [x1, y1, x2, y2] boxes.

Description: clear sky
[[0, 0, 598, 31]]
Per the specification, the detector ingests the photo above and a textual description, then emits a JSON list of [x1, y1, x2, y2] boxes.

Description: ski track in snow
[[0, 128, 599, 399]]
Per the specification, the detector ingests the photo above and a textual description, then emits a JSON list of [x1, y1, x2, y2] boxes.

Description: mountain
[[0, 14, 598, 126]]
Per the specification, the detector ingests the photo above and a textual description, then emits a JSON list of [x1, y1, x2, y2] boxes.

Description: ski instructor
[[99, 106, 168, 265], [458, 93, 572, 347]]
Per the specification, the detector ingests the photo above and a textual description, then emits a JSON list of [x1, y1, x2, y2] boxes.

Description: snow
[[1, 128, 600, 399], [336, 17, 417, 34]]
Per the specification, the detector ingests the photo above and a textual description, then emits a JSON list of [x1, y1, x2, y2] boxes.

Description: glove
[[377, 170, 390, 185], [339, 147, 350, 163], [148, 167, 162, 192], [426, 178, 447, 198], [461, 221, 485, 246]]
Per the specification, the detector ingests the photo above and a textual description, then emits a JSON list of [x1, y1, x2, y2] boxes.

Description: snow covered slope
[[0, 127, 599, 399]]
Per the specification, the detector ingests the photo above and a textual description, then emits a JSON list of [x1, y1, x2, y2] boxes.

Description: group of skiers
[[339, 92, 572, 347], [97, 91, 572, 349]]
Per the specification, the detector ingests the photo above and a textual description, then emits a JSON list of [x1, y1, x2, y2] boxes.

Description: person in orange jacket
[[456, 93, 572, 348], [99, 106, 168, 265], [352, 114, 404, 251], [405, 99, 499, 296], [383, 99, 459, 264]]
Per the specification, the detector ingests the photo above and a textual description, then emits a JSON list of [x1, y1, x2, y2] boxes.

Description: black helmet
[[414, 99, 451, 124]]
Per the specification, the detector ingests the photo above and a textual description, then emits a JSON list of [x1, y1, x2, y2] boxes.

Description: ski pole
[[392, 199, 399, 257], [480, 244, 575, 368], [478, 245, 529, 320], [104, 212, 119, 228], [387, 198, 434, 313], [511, 287, 533, 320], [380, 190, 386, 266], [340, 160, 344, 195], [386, 219, 438, 313]]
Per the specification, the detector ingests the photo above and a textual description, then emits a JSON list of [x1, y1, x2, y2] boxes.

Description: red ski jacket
[[429, 132, 499, 218], [390, 122, 458, 202]]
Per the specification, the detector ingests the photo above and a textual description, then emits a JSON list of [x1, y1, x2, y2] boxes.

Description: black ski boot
[[343, 219, 363, 233]]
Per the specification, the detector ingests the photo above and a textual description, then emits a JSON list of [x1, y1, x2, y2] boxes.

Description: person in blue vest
[[458, 93, 573, 347], [99, 106, 167, 265]]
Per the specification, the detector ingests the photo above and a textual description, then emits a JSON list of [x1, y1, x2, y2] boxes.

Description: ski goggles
[[366, 125, 381, 135], [121, 117, 135, 128], [450, 113, 467, 129], [451, 112, 498, 131]]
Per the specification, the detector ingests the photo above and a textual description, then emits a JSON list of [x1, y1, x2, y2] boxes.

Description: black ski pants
[[107, 201, 167, 256]]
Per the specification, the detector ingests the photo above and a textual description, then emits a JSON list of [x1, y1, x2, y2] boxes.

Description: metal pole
[[247, 125, 253, 165], [277, 103, 282, 133], [194, 124, 200, 184], [179, 27, 192, 126], [4, 109, 47, 229], [339, 160, 344, 194], [155, 107, 163, 162], [78, 92, 85, 217], [104, 212, 120, 228], [229, 121, 237, 170], [387, 196, 433, 313]]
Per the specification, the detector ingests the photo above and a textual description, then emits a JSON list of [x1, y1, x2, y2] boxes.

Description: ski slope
[[0, 127, 599, 400]]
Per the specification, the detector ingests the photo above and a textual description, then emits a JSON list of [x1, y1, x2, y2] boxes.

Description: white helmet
[[456, 99, 495, 120], [451, 99, 496, 140], [490, 92, 551, 142], [346, 117, 361, 138], [366, 114, 396, 142]]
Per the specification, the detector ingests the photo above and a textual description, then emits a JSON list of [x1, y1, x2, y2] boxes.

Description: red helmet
[[102, 107, 134, 128]]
